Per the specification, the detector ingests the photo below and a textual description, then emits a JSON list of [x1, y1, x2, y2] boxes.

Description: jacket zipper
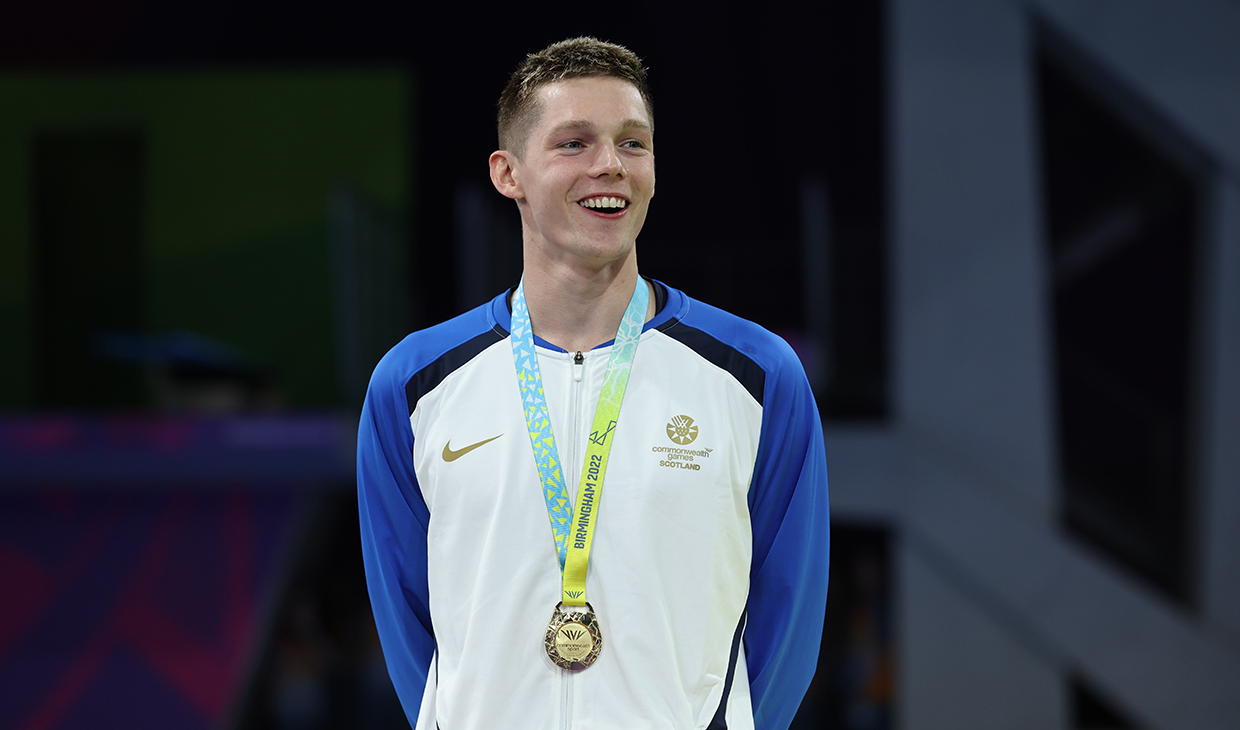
[[570, 350, 585, 489], [562, 350, 585, 730]]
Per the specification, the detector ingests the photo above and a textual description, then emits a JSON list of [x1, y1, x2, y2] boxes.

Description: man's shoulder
[[660, 286, 799, 367], [655, 283, 805, 405], [369, 295, 508, 392]]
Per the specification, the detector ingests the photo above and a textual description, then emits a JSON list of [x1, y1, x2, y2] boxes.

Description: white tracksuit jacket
[[358, 281, 829, 730]]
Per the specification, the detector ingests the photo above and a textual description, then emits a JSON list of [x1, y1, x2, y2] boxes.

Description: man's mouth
[[577, 196, 629, 213]]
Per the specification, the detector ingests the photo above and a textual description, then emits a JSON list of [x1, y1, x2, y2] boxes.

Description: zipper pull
[[573, 351, 584, 382]]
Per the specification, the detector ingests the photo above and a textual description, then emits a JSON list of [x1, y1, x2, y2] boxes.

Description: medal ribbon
[[510, 276, 648, 606]]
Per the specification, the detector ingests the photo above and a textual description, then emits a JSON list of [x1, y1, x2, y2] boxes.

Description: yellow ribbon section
[[561, 413, 617, 606]]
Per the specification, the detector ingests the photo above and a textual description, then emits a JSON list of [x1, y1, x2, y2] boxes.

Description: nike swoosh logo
[[442, 434, 503, 462]]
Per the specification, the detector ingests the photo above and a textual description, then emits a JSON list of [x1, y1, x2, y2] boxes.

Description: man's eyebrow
[[548, 119, 594, 134], [618, 118, 653, 132], [548, 118, 652, 135]]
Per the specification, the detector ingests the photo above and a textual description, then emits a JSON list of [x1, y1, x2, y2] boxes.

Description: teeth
[[580, 196, 627, 210]]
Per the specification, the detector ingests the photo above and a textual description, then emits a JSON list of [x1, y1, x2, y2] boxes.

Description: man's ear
[[489, 150, 523, 200]]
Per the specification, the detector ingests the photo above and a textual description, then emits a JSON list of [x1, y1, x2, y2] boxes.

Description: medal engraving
[[544, 602, 602, 670], [554, 623, 593, 661]]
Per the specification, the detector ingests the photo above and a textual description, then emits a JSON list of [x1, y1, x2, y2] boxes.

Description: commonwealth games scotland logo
[[666, 415, 699, 445]]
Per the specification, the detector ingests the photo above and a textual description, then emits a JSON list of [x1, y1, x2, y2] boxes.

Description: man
[[358, 37, 828, 730]]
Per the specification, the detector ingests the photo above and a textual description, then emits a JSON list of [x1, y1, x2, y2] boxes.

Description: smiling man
[[358, 37, 829, 730]]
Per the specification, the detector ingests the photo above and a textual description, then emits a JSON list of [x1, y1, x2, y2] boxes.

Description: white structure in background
[[827, 0, 1240, 727]]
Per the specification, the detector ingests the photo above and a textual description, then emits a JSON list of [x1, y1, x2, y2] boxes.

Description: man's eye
[[621, 140, 647, 150], [561, 140, 583, 149]]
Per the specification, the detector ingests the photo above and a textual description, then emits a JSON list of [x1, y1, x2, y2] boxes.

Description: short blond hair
[[497, 37, 653, 157]]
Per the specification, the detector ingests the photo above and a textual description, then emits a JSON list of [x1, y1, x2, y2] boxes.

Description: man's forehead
[[534, 77, 651, 127]]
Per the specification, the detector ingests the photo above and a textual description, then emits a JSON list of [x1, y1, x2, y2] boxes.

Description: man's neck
[[519, 254, 654, 353]]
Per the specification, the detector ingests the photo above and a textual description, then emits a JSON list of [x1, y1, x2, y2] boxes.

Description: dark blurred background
[[3, 0, 1238, 728]]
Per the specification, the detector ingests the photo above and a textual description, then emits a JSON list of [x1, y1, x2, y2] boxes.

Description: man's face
[[502, 76, 654, 269]]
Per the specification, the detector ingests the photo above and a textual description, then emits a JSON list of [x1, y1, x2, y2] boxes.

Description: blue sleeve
[[744, 342, 830, 730], [357, 349, 435, 724]]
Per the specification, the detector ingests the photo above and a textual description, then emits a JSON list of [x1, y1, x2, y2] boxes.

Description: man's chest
[[409, 336, 763, 532]]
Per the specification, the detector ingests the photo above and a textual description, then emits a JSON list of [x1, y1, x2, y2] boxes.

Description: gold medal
[[544, 602, 602, 670]]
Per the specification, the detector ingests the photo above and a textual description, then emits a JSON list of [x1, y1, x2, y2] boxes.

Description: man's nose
[[591, 143, 626, 178]]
